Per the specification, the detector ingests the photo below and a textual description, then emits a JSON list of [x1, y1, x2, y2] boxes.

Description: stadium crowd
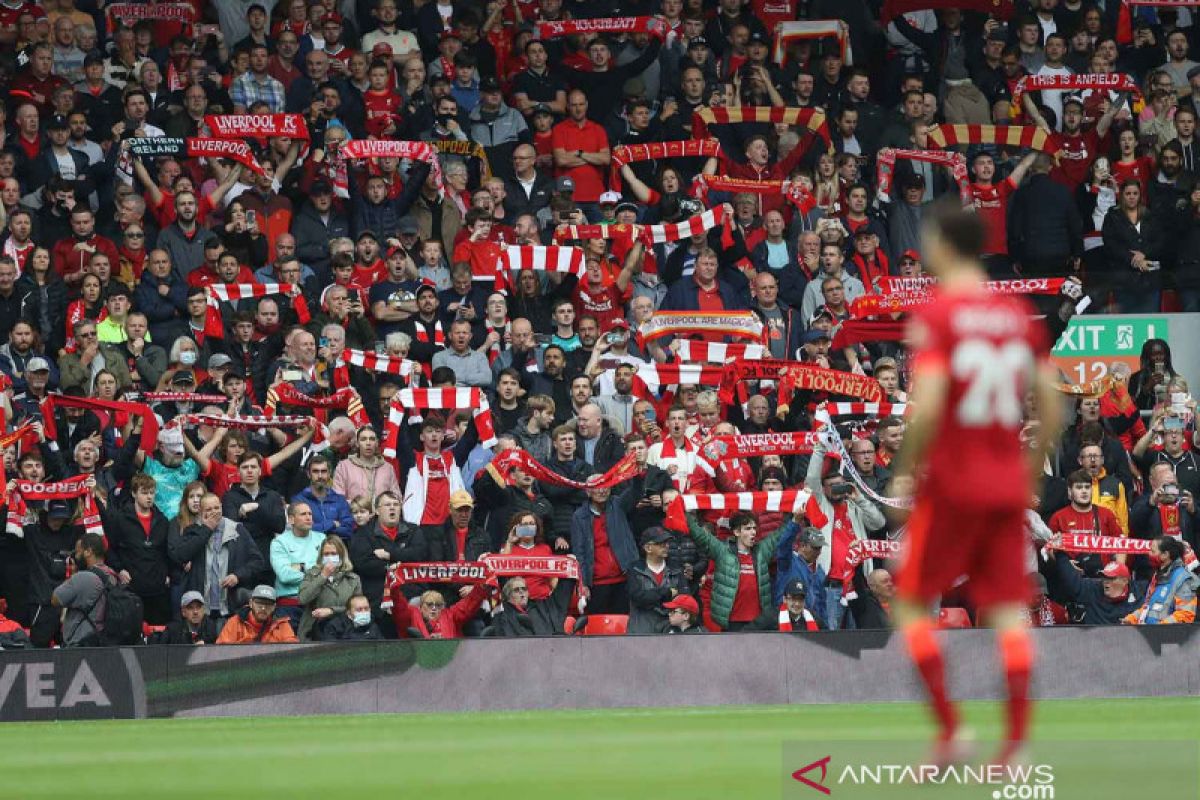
[[0, 0, 1198, 647]]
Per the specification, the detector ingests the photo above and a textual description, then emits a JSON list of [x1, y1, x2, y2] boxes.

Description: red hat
[[603, 317, 630, 333], [821, 454, 842, 480], [440, 29, 462, 41], [901, 248, 921, 262], [372, 42, 394, 57], [321, 11, 343, 25], [663, 594, 699, 615], [1101, 562, 1130, 580]]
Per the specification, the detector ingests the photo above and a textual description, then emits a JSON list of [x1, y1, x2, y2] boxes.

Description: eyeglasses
[[78, 331, 97, 338], [125, 231, 145, 238]]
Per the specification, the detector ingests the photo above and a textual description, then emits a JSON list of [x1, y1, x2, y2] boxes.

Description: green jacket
[[686, 513, 786, 629]]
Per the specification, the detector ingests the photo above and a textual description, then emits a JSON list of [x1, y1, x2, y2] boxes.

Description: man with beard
[[532, 345, 575, 423], [124, 425, 201, 519], [51, 205, 118, 289], [156, 191, 208, 278], [293, 181, 350, 276], [490, 317, 544, 383], [1149, 141, 1193, 221], [112, 311, 166, 391], [970, 150, 1037, 279], [594, 362, 638, 436], [1024, 92, 1122, 190], [400, 283, 446, 369]]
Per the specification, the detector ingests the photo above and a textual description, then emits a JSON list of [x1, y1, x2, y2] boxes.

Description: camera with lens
[[1161, 483, 1181, 505], [49, 552, 72, 581], [829, 482, 854, 500]]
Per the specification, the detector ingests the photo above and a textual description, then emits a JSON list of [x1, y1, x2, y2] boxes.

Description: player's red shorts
[[896, 495, 1030, 609]]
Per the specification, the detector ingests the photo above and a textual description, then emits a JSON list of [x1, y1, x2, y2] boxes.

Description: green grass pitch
[[0, 698, 1195, 799]]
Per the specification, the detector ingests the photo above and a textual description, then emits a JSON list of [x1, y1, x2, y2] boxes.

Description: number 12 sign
[[1051, 316, 1169, 384]]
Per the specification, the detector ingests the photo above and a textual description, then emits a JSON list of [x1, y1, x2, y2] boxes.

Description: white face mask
[[179, 350, 198, 366], [323, 555, 341, 568]]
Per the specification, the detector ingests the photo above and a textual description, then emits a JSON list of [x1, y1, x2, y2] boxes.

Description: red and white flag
[[674, 341, 766, 363], [498, 245, 585, 277]]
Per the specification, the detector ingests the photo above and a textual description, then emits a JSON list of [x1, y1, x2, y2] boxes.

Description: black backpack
[[84, 567, 145, 646]]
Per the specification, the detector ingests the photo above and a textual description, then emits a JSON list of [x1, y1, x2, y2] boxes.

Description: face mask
[[179, 351, 197, 366], [352, 610, 371, 627], [323, 555, 341, 568], [516, 524, 536, 539], [436, 113, 454, 125]]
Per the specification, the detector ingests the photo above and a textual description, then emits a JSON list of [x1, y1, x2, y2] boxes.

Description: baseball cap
[[664, 594, 699, 615], [320, 11, 342, 25], [783, 579, 807, 597], [171, 369, 196, 386], [641, 526, 671, 545], [251, 585, 278, 602], [615, 201, 639, 216], [180, 590, 206, 608], [687, 36, 708, 50], [26, 357, 50, 373], [357, 229, 378, 242], [223, 362, 247, 380], [157, 426, 186, 456], [479, 75, 501, 92], [900, 249, 921, 262], [204, 236, 223, 251], [759, 466, 788, 486], [47, 114, 69, 130], [986, 26, 1008, 43], [1062, 94, 1085, 110], [748, 30, 769, 45], [799, 528, 827, 548], [311, 179, 333, 195], [372, 42, 393, 58], [416, 282, 438, 298], [398, 216, 419, 235], [440, 29, 461, 41], [604, 317, 631, 333], [449, 490, 474, 509], [555, 176, 575, 193], [208, 353, 233, 369], [532, 103, 553, 117], [1101, 562, 1130, 580], [386, 244, 406, 259], [47, 499, 74, 519], [598, 190, 621, 206], [808, 306, 835, 326]]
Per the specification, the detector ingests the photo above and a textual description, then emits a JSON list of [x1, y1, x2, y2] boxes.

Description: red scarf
[[6, 475, 104, 537], [41, 395, 157, 454], [491, 449, 641, 490], [777, 604, 819, 631]]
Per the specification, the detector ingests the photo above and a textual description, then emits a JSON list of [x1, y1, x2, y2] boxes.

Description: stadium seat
[[577, 614, 628, 636], [938, 608, 972, 628]]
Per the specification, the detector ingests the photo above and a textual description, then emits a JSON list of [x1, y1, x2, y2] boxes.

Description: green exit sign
[[1052, 316, 1169, 357]]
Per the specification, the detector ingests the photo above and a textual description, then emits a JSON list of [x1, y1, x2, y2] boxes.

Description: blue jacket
[[774, 521, 828, 618], [292, 486, 355, 541], [569, 474, 644, 587], [134, 267, 187, 344], [661, 276, 747, 312]]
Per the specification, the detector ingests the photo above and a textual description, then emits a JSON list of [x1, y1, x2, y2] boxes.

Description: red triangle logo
[[791, 756, 832, 795]]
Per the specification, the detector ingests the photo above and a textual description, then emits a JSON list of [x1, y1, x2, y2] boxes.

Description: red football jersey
[[970, 177, 1016, 256], [908, 287, 1047, 509]]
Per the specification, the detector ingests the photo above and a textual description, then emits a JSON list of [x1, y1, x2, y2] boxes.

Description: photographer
[[1130, 463, 1197, 554], [1133, 405, 1200, 499], [23, 498, 86, 648], [50, 532, 119, 648], [805, 438, 886, 631]]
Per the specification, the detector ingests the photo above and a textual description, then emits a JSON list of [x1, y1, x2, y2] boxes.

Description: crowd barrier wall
[[0, 626, 1195, 721]]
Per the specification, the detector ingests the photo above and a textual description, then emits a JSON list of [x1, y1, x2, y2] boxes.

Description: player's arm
[[886, 364, 948, 484], [1027, 360, 1065, 487]]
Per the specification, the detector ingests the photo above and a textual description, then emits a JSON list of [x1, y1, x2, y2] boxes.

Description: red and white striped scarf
[[640, 310, 765, 343], [674, 341, 766, 363], [610, 139, 723, 190], [6, 475, 104, 538], [498, 245, 585, 277], [207, 282, 311, 323], [341, 348, 419, 381], [826, 402, 907, 417], [663, 489, 813, 532], [552, 223, 637, 243], [264, 384, 369, 428], [384, 387, 498, 462], [778, 604, 819, 631], [640, 204, 730, 245], [876, 148, 971, 206], [483, 318, 508, 365], [633, 362, 727, 390]]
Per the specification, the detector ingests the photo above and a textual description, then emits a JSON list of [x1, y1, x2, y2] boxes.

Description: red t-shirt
[[729, 552, 761, 622], [1112, 155, 1155, 198], [363, 88, 404, 136], [513, 541, 554, 600], [827, 503, 856, 582], [418, 452, 452, 526], [550, 118, 609, 202], [591, 513, 623, 585], [971, 177, 1017, 256], [572, 281, 623, 329], [1051, 129, 1105, 190], [909, 286, 1048, 508], [137, 510, 154, 538]]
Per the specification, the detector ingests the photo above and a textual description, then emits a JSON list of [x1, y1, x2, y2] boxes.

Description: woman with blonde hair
[[297, 535, 362, 640]]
